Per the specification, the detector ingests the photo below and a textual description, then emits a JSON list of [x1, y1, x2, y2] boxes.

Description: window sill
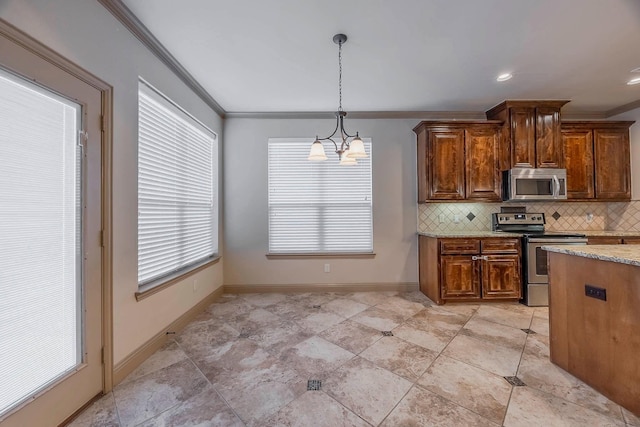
[[135, 256, 221, 301], [266, 253, 376, 260]]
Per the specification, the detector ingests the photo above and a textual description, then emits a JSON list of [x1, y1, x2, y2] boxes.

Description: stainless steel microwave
[[502, 168, 567, 201]]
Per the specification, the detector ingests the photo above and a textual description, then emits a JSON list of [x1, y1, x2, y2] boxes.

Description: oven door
[[526, 238, 587, 283]]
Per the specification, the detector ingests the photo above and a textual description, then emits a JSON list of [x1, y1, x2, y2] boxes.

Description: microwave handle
[[553, 175, 560, 197]]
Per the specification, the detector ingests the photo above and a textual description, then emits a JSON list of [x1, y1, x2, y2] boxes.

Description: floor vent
[[521, 328, 536, 334], [504, 376, 526, 386], [238, 332, 251, 339], [312, 305, 321, 309], [307, 379, 322, 391], [382, 331, 394, 336]]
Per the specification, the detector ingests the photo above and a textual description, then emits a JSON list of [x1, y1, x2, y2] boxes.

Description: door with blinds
[[0, 26, 105, 426]]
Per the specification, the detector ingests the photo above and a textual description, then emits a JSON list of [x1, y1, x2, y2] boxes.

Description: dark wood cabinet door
[[562, 128, 595, 199], [465, 126, 501, 201], [481, 255, 521, 299], [594, 128, 631, 200], [509, 107, 536, 168], [622, 237, 640, 244], [440, 255, 481, 299], [536, 107, 563, 168], [428, 129, 465, 200]]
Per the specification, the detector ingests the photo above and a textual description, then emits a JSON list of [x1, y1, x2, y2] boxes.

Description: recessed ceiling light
[[627, 76, 640, 85], [497, 73, 513, 82]]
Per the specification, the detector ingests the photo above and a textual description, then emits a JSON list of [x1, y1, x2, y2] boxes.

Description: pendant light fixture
[[307, 34, 368, 164]]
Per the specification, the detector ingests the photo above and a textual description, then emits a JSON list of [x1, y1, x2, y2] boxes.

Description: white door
[[0, 30, 104, 426]]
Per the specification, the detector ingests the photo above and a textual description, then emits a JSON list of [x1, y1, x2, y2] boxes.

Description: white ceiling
[[121, 0, 640, 115]]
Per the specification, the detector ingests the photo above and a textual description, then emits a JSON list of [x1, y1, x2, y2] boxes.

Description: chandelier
[[307, 34, 368, 165]]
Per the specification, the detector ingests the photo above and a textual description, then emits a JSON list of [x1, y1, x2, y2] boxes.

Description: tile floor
[[68, 291, 640, 427]]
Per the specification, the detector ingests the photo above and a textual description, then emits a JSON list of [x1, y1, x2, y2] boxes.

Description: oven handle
[[526, 238, 588, 243]]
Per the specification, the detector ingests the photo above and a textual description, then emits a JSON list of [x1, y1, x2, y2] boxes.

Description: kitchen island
[[544, 245, 640, 416]]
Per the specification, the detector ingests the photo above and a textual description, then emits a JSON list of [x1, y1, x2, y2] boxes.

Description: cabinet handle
[[472, 256, 479, 261], [483, 255, 490, 261]]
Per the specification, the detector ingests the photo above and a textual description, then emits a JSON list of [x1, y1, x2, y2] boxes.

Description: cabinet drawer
[[622, 237, 640, 244], [440, 239, 480, 255], [481, 238, 521, 254], [587, 237, 622, 245]]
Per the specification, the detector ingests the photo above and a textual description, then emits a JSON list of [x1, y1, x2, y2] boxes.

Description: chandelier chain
[[338, 39, 342, 112]]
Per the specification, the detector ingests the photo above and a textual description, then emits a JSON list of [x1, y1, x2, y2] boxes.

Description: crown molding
[[606, 99, 640, 118], [225, 110, 488, 120], [98, 0, 226, 117]]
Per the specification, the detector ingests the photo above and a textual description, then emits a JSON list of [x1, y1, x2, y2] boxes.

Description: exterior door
[[0, 28, 104, 426]]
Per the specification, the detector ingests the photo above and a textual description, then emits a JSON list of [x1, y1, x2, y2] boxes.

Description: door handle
[[553, 175, 560, 197]]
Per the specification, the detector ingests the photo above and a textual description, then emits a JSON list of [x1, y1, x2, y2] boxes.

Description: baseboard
[[223, 282, 419, 294], [112, 286, 224, 385]]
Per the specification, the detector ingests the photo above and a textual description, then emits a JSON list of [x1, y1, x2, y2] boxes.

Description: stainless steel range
[[492, 212, 587, 306]]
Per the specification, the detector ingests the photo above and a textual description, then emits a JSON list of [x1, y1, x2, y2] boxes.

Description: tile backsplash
[[417, 201, 640, 233]]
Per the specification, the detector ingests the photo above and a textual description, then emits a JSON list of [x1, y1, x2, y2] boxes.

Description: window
[[268, 138, 373, 254], [137, 80, 218, 287]]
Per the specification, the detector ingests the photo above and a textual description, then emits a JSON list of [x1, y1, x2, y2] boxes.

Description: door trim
[[0, 19, 114, 393]]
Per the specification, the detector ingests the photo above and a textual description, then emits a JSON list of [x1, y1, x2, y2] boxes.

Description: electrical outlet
[[453, 214, 460, 223], [324, 263, 330, 273], [438, 214, 446, 223], [586, 213, 594, 223]]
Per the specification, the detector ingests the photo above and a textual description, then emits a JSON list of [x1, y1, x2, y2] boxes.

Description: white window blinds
[[0, 69, 81, 415], [138, 81, 218, 285], [268, 138, 373, 254]]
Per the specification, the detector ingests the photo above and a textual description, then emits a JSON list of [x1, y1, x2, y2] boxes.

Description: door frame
[[0, 15, 114, 404]]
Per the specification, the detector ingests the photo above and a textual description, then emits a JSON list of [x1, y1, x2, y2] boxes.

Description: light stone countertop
[[418, 231, 522, 238], [542, 244, 640, 267], [556, 230, 640, 237]]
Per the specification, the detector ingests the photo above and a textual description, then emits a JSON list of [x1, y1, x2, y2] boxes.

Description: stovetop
[[491, 212, 586, 238]]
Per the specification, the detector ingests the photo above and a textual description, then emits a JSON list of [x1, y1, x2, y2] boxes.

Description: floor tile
[[206, 296, 254, 319], [396, 291, 434, 306], [344, 291, 397, 306], [279, 336, 355, 378], [224, 307, 282, 336], [517, 346, 624, 421], [503, 386, 625, 427], [138, 386, 243, 427], [522, 332, 550, 359], [261, 391, 371, 427], [350, 307, 406, 331], [318, 319, 383, 354], [322, 297, 370, 318], [241, 292, 288, 307], [374, 296, 425, 318], [533, 306, 549, 319], [324, 357, 412, 426], [380, 385, 498, 427], [529, 315, 549, 336], [175, 318, 239, 362], [392, 321, 455, 353], [67, 392, 120, 427], [262, 298, 314, 320], [197, 339, 269, 385], [248, 319, 312, 356], [359, 336, 437, 382], [442, 334, 522, 377], [459, 316, 528, 351], [120, 340, 187, 385], [417, 355, 512, 424], [437, 303, 479, 318], [292, 309, 346, 334], [622, 407, 640, 426], [411, 306, 470, 332], [286, 292, 338, 308], [474, 304, 534, 330], [113, 359, 208, 427]]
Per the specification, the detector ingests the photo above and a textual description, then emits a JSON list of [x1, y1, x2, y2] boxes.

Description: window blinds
[[138, 81, 218, 285], [268, 138, 373, 253], [0, 69, 81, 415]]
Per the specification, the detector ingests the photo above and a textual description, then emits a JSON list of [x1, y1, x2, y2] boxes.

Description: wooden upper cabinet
[[486, 100, 568, 169], [594, 128, 631, 200], [465, 126, 501, 201], [429, 128, 465, 200], [413, 121, 502, 202], [561, 121, 634, 201], [561, 128, 594, 199]]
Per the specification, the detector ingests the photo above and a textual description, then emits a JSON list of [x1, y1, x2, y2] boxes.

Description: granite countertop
[[418, 231, 522, 238], [561, 230, 640, 237], [542, 244, 640, 267]]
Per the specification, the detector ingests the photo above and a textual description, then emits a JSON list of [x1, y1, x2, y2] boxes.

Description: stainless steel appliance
[[502, 168, 568, 201], [492, 212, 587, 306]]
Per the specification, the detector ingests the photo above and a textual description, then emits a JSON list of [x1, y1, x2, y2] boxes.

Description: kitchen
[[2, 0, 640, 425]]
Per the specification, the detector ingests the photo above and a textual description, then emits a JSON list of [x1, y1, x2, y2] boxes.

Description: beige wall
[[1, 0, 224, 364], [223, 117, 419, 286]]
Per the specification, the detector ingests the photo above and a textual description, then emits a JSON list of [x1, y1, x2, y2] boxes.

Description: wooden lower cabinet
[[587, 235, 640, 245], [419, 236, 521, 304]]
